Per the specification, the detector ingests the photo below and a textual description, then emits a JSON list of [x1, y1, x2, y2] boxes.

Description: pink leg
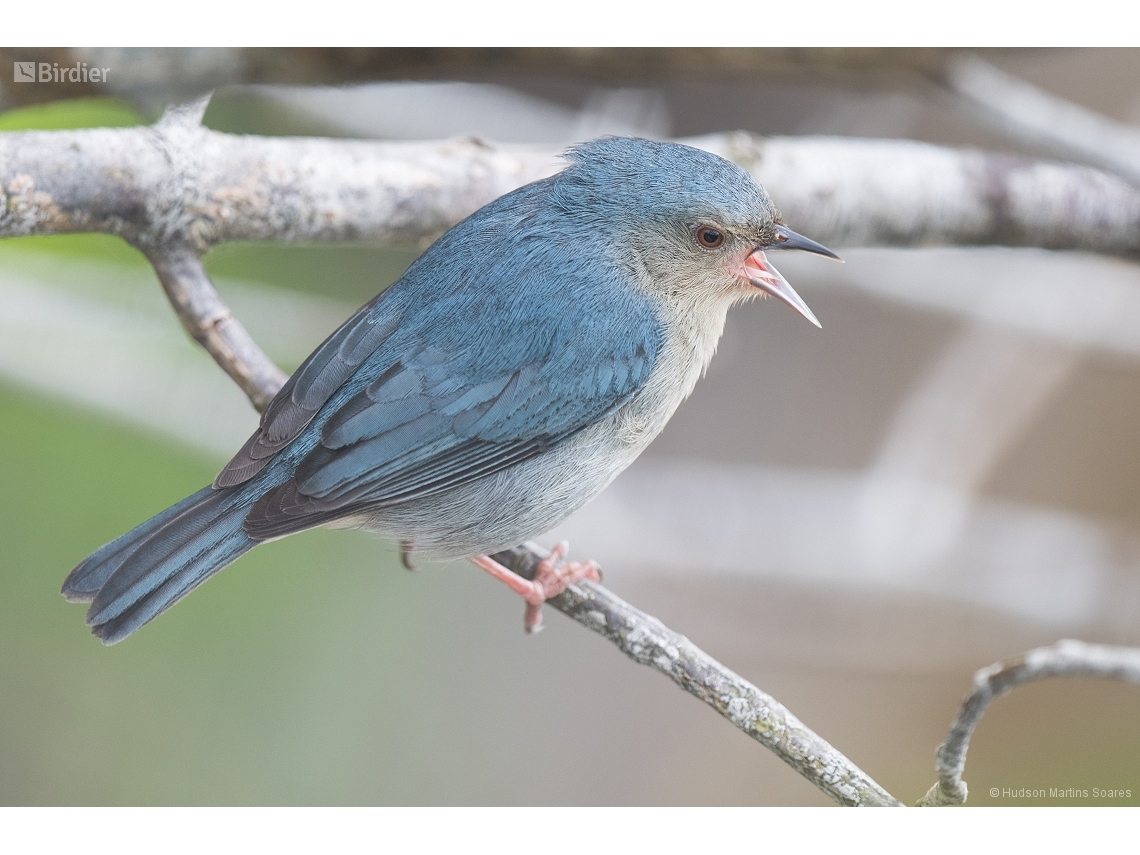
[[470, 541, 602, 633]]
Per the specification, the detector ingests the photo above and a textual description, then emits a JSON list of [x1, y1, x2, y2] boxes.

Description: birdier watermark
[[13, 62, 109, 84]]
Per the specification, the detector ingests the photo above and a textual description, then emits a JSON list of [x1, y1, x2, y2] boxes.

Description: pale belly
[[345, 407, 654, 559]]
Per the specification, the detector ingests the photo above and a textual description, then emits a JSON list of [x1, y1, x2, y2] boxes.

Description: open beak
[[745, 225, 841, 329]]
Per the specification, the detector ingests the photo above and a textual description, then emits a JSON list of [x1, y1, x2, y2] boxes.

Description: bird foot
[[470, 541, 602, 633]]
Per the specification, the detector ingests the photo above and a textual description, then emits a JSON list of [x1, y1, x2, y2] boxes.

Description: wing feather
[[242, 327, 656, 540], [214, 302, 402, 487]]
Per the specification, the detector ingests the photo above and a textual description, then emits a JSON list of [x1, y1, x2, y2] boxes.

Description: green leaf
[[0, 97, 143, 131]]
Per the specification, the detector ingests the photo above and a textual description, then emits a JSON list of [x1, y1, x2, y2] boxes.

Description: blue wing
[[241, 329, 655, 539]]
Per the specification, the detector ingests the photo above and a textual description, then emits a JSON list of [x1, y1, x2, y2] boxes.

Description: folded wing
[[242, 329, 656, 539]]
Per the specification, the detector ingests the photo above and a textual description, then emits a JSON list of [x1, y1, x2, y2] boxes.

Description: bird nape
[[62, 136, 840, 644]]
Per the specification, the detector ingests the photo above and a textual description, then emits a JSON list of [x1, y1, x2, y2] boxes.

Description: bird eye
[[696, 226, 724, 248]]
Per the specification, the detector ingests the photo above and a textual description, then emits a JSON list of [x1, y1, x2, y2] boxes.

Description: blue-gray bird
[[62, 137, 839, 643]]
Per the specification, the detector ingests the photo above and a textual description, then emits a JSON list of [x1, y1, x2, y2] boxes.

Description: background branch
[[0, 47, 978, 112], [920, 640, 1140, 806], [945, 55, 1140, 187]]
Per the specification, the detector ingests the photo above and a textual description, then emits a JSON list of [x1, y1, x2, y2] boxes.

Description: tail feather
[[91, 526, 253, 644], [63, 485, 256, 645], [62, 486, 216, 603], [86, 488, 240, 624]]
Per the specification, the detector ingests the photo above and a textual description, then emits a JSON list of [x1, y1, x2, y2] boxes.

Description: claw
[[470, 541, 602, 633], [400, 540, 416, 571]]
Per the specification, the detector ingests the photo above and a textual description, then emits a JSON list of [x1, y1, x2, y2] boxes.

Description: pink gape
[[470, 542, 602, 632]]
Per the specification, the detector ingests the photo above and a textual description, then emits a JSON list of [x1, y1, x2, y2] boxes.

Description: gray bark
[[3, 104, 1140, 258], [148, 246, 287, 411], [493, 544, 902, 807], [920, 639, 1140, 806]]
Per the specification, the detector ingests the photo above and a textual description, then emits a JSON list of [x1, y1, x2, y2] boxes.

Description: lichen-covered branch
[[0, 106, 560, 250], [3, 106, 1140, 256], [491, 544, 901, 807], [919, 639, 1140, 806]]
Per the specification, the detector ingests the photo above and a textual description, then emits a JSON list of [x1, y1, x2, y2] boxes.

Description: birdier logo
[[12, 61, 109, 83]]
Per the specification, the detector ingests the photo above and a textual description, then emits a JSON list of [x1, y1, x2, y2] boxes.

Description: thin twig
[[147, 245, 287, 411], [919, 639, 1140, 806], [492, 544, 902, 806]]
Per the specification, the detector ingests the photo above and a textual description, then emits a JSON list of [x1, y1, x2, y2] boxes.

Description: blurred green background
[[3, 77, 1140, 807]]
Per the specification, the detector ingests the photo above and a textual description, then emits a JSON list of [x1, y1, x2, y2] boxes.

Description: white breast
[[613, 271, 739, 451]]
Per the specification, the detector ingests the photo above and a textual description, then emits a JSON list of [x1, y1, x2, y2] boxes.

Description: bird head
[[554, 137, 839, 328]]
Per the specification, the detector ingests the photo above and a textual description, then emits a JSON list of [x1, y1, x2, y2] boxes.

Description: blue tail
[[62, 485, 256, 644]]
